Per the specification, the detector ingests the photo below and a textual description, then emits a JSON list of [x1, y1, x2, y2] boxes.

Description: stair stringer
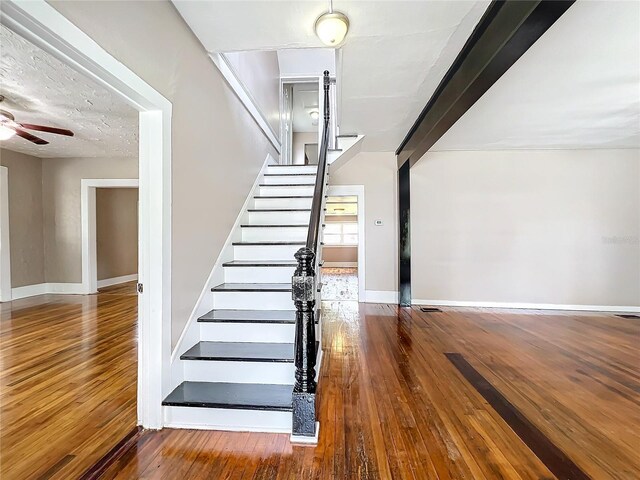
[[168, 153, 278, 397], [326, 134, 365, 172]]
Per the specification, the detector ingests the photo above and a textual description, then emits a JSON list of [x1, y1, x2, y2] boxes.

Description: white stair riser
[[253, 197, 312, 209], [266, 165, 317, 175], [199, 321, 319, 343], [233, 244, 302, 261], [163, 406, 292, 433], [213, 291, 293, 310], [262, 176, 316, 185], [184, 360, 295, 384], [241, 227, 307, 242], [224, 266, 296, 283], [248, 211, 310, 225], [200, 322, 296, 343], [259, 185, 315, 197]]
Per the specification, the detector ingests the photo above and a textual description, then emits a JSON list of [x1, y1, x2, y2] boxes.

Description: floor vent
[[616, 314, 640, 319], [420, 307, 442, 313]]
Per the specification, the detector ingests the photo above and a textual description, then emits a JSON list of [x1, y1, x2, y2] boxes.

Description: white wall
[[412, 149, 640, 308], [51, 1, 278, 346], [329, 152, 398, 294], [224, 50, 281, 135]]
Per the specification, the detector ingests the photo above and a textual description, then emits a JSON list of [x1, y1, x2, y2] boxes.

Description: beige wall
[[42, 157, 138, 283], [329, 152, 398, 292], [96, 188, 138, 281], [0, 149, 45, 288], [224, 50, 281, 135], [323, 246, 358, 263], [50, 1, 278, 346], [293, 132, 317, 165], [412, 149, 640, 307]]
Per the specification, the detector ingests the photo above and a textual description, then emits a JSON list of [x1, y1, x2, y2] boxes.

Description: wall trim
[[411, 299, 640, 314], [1, 0, 173, 429], [327, 185, 365, 301], [364, 290, 399, 304], [210, 53, 281, 153], [11, 282, 85, 300], [97, 274, 139, 289], [0, 166, 11, 302]]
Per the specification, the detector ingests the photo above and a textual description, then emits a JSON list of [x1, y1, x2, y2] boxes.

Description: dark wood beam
[[396, 0, 575, 168], [398, 162, 411, 306]]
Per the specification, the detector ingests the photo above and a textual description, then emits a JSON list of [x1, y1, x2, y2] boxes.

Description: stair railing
[[291, 70, 331, 440]]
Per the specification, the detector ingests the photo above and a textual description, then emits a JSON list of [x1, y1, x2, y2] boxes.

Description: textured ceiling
[[172, 0, 490, 151], [433, 0, 640, 151], [0, 24, 138, 159]]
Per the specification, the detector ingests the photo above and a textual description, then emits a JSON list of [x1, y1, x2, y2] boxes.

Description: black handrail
[[290, 70, 331, 441], [306, 71, 331, 251]]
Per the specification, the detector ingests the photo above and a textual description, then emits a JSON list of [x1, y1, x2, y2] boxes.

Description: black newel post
[[291, 247, 317, 437]]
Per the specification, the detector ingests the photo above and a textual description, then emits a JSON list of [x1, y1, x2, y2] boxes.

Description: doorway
[[281, 80, 320, 165], [322, 185, 365, 301]]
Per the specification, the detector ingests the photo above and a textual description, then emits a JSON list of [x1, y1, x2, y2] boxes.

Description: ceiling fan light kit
[[0, 96, 74, 145], [315, 0, 349, 47]]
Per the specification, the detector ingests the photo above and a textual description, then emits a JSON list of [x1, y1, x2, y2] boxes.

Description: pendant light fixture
[[315, 0, 349, 47]]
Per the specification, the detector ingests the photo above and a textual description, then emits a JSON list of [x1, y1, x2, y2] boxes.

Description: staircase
[[162, 163, 322, 433]]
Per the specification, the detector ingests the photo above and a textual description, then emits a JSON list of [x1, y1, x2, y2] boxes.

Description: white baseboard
[[412, 299, 640, 314], [97, 273, 138, 288], [364, 290, 399, 304], [11, 282, 85, 300], [322, 262, 357, 267]]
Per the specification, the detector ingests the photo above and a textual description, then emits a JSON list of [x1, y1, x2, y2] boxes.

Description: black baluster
[[291, 247, 317, 437]]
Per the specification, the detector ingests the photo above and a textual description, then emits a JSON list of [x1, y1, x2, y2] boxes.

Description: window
[[324, 222, 358, 245]]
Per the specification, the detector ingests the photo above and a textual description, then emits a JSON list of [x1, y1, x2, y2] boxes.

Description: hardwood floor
[[0, 282, 138, 480], [104, 302, 637, 479]]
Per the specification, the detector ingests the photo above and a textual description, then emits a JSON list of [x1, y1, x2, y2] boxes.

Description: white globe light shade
[[309, 110, 320, 121], [315, 12, 349, 47], [0, 125, 16, 141]]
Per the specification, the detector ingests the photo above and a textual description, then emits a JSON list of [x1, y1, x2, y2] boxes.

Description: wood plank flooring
[[110, 301, 637, 479], [0, 282, 138, 480], [2, 274, 639, 479]]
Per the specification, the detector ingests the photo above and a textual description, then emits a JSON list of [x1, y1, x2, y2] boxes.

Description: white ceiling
[[433, 0, 640, 151], [277, 48, 335, 78], [292, 83, 319, 133], [0, 24, 138, 158], [172, 0, 491, 151]]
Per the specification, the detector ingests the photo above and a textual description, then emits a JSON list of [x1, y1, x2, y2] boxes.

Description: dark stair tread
[[337, 134, 358, 138], [232, 241, 305, 246], [181, 341, 294, 362], [247, 208, 311, 212], [162, 382, 293, 411], [198, 309, 321, 324], [264, 173, 316, 176], [259, 184, 314, 187], [240, 224, 308, 228], [253, 196, 313, 199], [181, 341, 320, 363], [211, 283, 292, 292], [223, 260, 297, 267]]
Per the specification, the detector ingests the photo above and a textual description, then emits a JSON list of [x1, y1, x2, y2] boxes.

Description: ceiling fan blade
[[12, 126, 49, 145], [19, 123, 74, 137]]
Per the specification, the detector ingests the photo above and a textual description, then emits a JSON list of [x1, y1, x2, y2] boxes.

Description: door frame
[[0, 0, 172, 429], [326, 185, 365, 301], [81, 179, 139, 294], [0, 166, 10, 302]]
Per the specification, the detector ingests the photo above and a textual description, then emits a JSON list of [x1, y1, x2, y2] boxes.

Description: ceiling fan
[[0, 95, 74, 145]]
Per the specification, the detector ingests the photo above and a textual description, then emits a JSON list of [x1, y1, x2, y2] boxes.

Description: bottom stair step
[[163, 381, 293, 411]]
